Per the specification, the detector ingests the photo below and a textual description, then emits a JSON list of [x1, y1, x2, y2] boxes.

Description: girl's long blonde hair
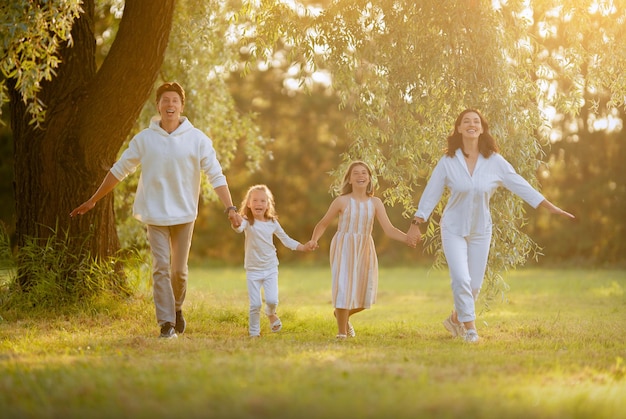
[[338, 161, 375, 196], [239, 184, 277, 225]]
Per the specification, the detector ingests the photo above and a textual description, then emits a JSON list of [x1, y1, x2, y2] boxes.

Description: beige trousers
[[146, 222, 195, 326]]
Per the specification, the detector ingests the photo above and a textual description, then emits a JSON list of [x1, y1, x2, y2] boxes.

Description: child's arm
[[309, 196, 345, 248], [373, 197, 416, 247], [273, 222, 312, 252]]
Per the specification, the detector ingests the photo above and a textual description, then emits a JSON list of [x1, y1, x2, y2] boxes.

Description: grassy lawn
[[0, 266, 624, 418]]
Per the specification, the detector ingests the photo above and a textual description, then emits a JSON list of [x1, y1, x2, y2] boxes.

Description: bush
[[0, 223, 150, 315]]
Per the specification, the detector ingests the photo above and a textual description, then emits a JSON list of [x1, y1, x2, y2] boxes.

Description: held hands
[[298, 240, 317, 252], [406, 224, 422, 248], [228, 211, 243, 228], [304, 240, 319, 251]]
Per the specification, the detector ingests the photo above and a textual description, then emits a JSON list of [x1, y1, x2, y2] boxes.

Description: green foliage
[[110, 0, 626, 274], [158, 0, 265, 175], [3, 0, 625, 311], [521, 1, 626, 265], [237, 0, 554, 296], [111, 0, 267, 223], [0, 223, 148, 314], [529, 0, 626, 113], [107, 0, 268, 250], [0, 0, 82, 125]]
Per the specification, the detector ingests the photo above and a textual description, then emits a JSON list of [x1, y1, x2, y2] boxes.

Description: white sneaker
[[443, 314, 466, 337], [464, 329, 479, 343], [347, 322, 356, 338]]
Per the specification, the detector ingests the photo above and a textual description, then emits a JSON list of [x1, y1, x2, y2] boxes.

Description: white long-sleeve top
[[110, 117, 227, 226], [415, 149, 545, 236], [233, 218, 301, 271]]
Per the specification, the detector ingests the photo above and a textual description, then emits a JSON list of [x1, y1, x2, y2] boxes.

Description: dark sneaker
[[175, 310, 186, 334], [160, 322, 178, 339]]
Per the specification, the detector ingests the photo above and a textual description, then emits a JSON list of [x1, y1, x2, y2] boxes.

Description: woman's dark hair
[[445, 109, 498, 158]]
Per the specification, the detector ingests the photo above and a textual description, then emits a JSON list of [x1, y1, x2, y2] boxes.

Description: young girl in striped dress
[[309, 161, 415, 339]]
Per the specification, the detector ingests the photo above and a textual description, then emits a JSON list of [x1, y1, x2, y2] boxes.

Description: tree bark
[[10, 0, 177, 287]]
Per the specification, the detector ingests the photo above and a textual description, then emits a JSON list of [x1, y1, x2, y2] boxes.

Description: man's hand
[[70, 200, 95, 217], [228, 211, 243, 228]]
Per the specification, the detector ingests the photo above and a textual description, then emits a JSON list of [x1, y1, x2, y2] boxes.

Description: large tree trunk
[[10, 0, 177, 288]]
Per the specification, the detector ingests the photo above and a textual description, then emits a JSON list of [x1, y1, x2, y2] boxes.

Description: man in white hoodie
[[71, 82, 242, 339]]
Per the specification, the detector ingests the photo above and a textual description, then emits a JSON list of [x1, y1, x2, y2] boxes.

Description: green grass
[[0, 266, 625, 419]]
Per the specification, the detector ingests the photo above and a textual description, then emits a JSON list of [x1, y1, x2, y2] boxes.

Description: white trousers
[[441, 226, 492, 323], [146, 222, 195, 326], [246, 268, 279, 336]]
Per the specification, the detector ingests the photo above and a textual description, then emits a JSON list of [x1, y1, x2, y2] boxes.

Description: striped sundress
[[329, 197, 378, 309]]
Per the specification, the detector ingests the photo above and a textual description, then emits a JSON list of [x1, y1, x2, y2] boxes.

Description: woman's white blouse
[[415, 148, 545, 236]]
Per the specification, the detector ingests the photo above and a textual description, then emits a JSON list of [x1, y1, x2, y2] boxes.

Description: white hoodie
[[110, 117, 227, 226]]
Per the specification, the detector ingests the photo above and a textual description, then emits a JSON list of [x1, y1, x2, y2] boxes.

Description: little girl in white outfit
[[233, 184, 312, 337]]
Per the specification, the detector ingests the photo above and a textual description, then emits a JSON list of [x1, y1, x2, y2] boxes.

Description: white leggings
[[246, 268, 279, 336], [441, 227, 492, 323]]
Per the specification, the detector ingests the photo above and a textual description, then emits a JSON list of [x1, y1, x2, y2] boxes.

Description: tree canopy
[[2, 0, 625, 299], [233, 0, 626, 292], [1, 0, 82, 125]]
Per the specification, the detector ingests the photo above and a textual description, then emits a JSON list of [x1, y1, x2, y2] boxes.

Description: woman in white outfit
[[407, 109, 575, 343]]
